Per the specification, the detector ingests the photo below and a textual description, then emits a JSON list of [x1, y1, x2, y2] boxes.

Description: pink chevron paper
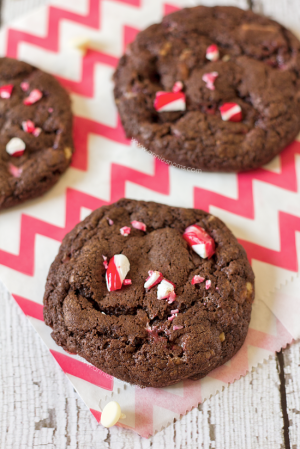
[[0, 0, 299, 437]]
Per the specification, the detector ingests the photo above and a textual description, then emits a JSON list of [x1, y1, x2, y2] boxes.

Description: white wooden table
[[0, 1, 300, 448]]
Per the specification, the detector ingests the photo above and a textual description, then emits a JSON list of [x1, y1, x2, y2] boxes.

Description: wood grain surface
[[0, 1, 299, 448]]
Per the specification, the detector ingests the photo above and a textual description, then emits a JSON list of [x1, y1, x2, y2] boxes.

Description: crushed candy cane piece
[[171, 309, 179, 314], [168, 315, 176, 321], [131, 220, 146, 231], [48, 107, 53, 113], [202, 72, 218, 90], [0, 84, 13, 99], [183, 224, 215, 259], [168, 292, 176, 304], [173, 325, 183, 331], [8, 163, 22, 178], [22, 120, 35, 133], [219, 102, 242, 122], [206, 280, 211, 290], [33, 127, 42, 137], [6, 137, 26, 157], [120, 226, 131, 236], [123, 279, 132, 285], [154, 91, 186, 112], [108, 218, 114, 225], [144, 270, 163, 289], [191, 275, 205, 285], [20, 82, 29, 92], [102, 255, 108, 269], [172, 81, 183, 93], [106, 254, 130, 292], [23, 89, 43, 105], [206, 44, 219, 61], [157, 279, 176, 300]]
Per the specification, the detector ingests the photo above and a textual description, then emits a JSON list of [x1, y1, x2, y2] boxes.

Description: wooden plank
[[283, 342, 300, 449]]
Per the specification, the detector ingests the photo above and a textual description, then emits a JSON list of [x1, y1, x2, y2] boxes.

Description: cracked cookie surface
[[113, 6, 300, 172], [43, 199, 254, 388], [0, 57, 73, 210]]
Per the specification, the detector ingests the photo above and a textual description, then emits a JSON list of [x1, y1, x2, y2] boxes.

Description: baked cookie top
[[44, 199, 254, 388], [0, 57, 73, 210], [114, 6, 300, 172]]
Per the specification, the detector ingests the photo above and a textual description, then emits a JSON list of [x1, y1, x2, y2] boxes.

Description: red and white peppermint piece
[[171, 309, 179, 315], [206, 44, 219, 61], [168, 291, 176, 304], [154, 91, 186, 112], [191, 275, 205, 285], [131, 220, 146, 231], [33, 127, 42, 137], [168, 315, 176, 321], [6, 137, 26, 157], [123, 279, 132, 285], [48, 107, 53, 113], [202, 72, 218, 91], [172, 81, 183, 93], [205, 280, 211, 290], [108, 218, 114, 225], [144, 270, 163, 289], [157, 279, 176, 300], [219, 103, 242, 122], [22, 120, 35, 133], [20, 82, 29, 92], [23, 89, 43, 105], [105, 254, 130, 292], [0, 84, 13, 99], [173, 325, 183, 331], [183, 224, 215, 259], [8, 163, 22, 178], [120, 226, 131, 236], [102, 255, 108, 269]]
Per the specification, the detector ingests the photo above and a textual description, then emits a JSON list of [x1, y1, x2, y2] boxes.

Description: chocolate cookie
[[43, 199, 254, 388], [113, 6, 300, 172], [0, 57, 73, 210]]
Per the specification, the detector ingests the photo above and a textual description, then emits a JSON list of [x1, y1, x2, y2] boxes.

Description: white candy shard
[[157, 279, 175, 300], [6, 137, 26, 157], [144, 270, 163, 289]]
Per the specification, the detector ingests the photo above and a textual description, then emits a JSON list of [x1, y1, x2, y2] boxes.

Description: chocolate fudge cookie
[[0, 57, 73, 210], [113, 6, 300, 172], [43, 199, 255, 388]]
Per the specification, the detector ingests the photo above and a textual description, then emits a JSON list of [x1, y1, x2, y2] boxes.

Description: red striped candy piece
[[154, 91, 186, 112], [23, 89, 43, 105], [33, 127, 42, 137], [6, 137, 26, 157], [120, 226, 131, 236], [105, 254, 130, 292], [22, 120, 35, 133], [191, 275, 205, 285], [219, 103, 242, 122], [157, 279, 176, 300], [131, 220, 146, 231], [183, 224, 215, 259], [0, 84, 13, 99], [205, 280, 211, 290], [202, 72, 218, 90], [8, 163, 22, 178], [206, 44, 219, 61], [172, 81, 183, 93], [20, 82, 29, 92], [123, 279, 132, 286], [144, 270, 163, 289]]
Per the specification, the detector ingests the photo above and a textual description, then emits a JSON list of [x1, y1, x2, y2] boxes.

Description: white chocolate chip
[[100, 401, 125, 428]]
